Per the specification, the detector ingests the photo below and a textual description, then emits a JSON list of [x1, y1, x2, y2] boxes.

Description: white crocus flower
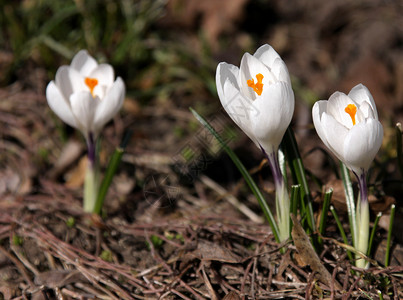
[[46, 50, 125, 142], [216, 44, 295, 242], [46, 50, 125, 213], [216, 44, 294, 155], [312, 84, 383, 176], [312, 84, 383, 268]]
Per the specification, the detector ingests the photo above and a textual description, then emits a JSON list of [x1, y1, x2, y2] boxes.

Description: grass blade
[[190, 108, 280, 242], [396, 123, 403, 178], [318, 188, 333, 245], [330, 205, 353, 261], [367, 212, 381, 257], [283, 127, 315, 234], [94, 130, 132, 215], [385, 204, 395, 267], [290, 185, 300, 217]]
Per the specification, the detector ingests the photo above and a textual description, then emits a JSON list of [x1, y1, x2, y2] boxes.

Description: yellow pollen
[[247, 73, 264, 96], [344, 104, 357, 125], [84, 77, 98, 97]]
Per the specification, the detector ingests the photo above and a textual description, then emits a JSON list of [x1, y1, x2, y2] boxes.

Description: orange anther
[[345, 104, 357, 125], [247, 73, 264, 96], [85, 77, 98, 97]]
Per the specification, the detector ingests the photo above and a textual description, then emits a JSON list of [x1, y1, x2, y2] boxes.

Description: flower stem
[[84, 133, 99, 213], [355, 170, 369, 268], [265, 149, 290, 242]]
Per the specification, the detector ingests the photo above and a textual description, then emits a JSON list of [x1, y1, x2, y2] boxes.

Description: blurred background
[[0, 0, 402, 228]]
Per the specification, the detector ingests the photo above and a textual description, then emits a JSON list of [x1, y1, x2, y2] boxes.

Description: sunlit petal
[[71, 50, 98, 76], [89, 64, 114, 87], [239, 53, 274, 100], [348, 84, 378, 119], [46, 81, 77, 129], [93, 77, 125, 136], [343, 119, 383, 173], [70, 91, 98, 135], [252, 82, 294, 153]]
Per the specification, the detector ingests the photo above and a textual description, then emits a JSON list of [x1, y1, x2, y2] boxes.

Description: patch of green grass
[[12, 234, 23, 246], [66, 217, 75, 228], [148, 235, 164, 250], [100, 250, 113, 262]]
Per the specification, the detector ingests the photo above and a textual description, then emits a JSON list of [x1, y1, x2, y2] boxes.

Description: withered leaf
[[222, 291, 241, 300], [34, 270, 86, 288], [191, 240, 242, 263], [291, 215, 342, 290]]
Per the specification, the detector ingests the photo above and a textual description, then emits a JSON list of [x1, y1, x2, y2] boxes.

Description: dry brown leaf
[[34, 270, 86, 288], [65, 156, 87, 188], [123, 97, 141, 116], [291, 214, 342, 290], [49, 139, 83, 179], [164, 0, 249, 49], [191, 240, 242, 263], [222, 291, 241, 300]]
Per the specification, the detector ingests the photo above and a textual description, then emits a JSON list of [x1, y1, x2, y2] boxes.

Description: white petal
[[253, 44, 281, 69], [216, 62, 240, 104], [251, 81, 294, 152], [70, 91, 98, 135], [312, 101, 331, 149], [46, 81, 77, 129], [358, 101, 375, 120], [321, 113, 348, 163], [55, 66, 86, 99], [343, 119, 383, 173], [93, 77, 125, 136], [70, 50, 98, 76], [89, 64, 115, 87], [270, 58, 292, 86], [348, 84, 378, 119], [239, 53, 275, 100], [220, 77, 258, 145], [327, 91, 357, 128]]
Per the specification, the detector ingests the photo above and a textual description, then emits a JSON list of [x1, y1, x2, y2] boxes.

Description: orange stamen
[[84, 77, 98, 97], [345, 104, 357, 125], [247, 73, 264, 96]]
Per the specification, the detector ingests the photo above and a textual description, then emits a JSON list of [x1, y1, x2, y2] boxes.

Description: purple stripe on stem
[[87, 132, 96, 166]]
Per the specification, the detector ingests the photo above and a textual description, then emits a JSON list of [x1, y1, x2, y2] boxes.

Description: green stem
[[283, 127, 315, 234], [83, 133, 99, 213], [263, 149, 290, 242], [340, 162, 357, 247], [355, 170, 369, 268], [84, 159, 99, 212]]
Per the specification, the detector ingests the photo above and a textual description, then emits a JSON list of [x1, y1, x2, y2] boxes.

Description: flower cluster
[[216, 44, 384, 260]]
